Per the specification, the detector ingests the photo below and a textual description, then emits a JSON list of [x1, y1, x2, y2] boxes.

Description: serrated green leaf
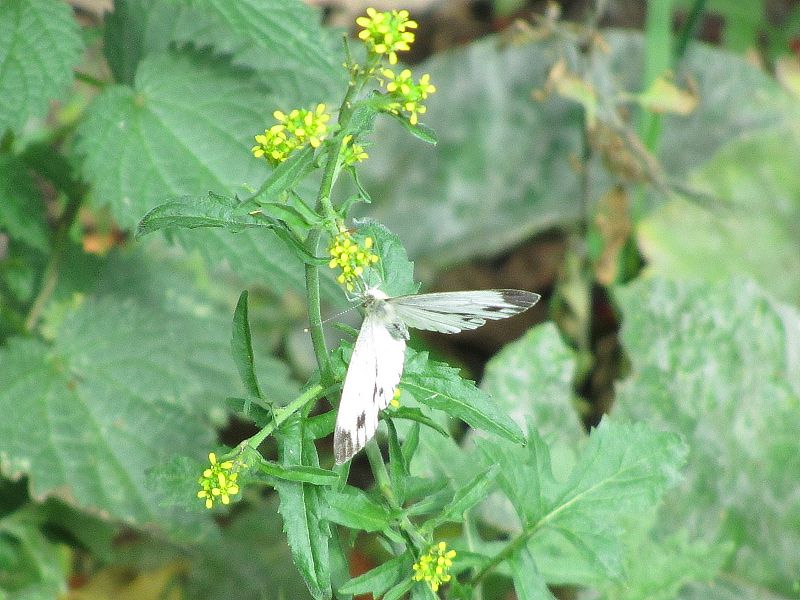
[[322, 487, 398, 532], [337, 552, 412, 596], [0, 0, 83, 134], [0, 300, 218, 525], [0, 157, 49, 252], [231, 290, 263, 399], [638, 131, 800, 304], [274, 416, 331, 599], [352, 219, 418, 297], [402, 348, 525, 446], [477, 418, 687, 586], [174, 0, 345, 105], [613, 277, 800, 596], [135, 192, 273, 238], [258, 461, 338, 486], [103, 0, 188, 85], [73, 50, 307, 294]]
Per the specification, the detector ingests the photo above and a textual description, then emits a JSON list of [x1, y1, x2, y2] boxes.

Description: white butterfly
[[334, 287, 541, 464]]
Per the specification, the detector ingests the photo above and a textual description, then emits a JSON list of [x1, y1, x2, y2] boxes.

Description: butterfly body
[[333, 287, 540, 464]]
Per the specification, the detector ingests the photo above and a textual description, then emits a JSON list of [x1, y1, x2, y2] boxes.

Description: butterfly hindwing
[[388, 289, 540, 334], [334, 311, 406, 464]]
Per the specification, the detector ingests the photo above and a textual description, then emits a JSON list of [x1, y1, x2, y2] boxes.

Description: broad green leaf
[[338, 552, 412, 596], [613, 277, 800, 596], [73, 50, 306, 293], [401, 348, 525, 446], [174, 0, 345, 105], [354, 219, 418, 297], [274, 416, 331, 599], [638, 132, 800, 304], [358, 31, 797, 268], [188, 497, 313, 600], [258, 461, 338, 486], [0, 0, 83, 134], [103, 0, 189, 85], [322, 487, 398, 532], [0, 157, 49, 252], [231, 290, 263, 399], [477, 418, 687, 586], [135, 193, 273, 238], [0, 281, 237, 525]]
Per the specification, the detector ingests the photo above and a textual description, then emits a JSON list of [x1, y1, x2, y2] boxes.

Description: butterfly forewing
[[388, 289, 540, 333], [334, 311, 406, 464]]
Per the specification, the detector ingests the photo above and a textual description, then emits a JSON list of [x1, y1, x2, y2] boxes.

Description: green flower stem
[[365, 440, 427, 549], [305, 234, 332, 385], [243, 382, 327, 450]]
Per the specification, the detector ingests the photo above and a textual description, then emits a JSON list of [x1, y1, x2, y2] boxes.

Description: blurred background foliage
[[1, 0, 799, 598]]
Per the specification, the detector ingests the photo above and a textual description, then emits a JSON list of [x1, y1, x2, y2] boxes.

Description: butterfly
[[334, 287, 540, 464]]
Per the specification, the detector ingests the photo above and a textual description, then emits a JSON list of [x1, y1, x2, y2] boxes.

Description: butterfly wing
[[334, 311, 407, 464], [389, 289, 540, 333]]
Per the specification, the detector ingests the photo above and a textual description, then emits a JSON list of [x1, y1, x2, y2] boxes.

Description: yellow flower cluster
[[390, 387, 401, 408], [340, 134, 369, 166], [197, 452, 240, 509], [412, 542, 457, 593], [382, 69, 436, 125], [356, 7, 418, 65], [328, 230, 379, 291], [252, 104, 331, 165]]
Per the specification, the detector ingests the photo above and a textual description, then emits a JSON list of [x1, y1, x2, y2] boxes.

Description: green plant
[[1, 2, 799, 600]]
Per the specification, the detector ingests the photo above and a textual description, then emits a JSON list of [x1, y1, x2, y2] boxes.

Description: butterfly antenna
[[302, 302, 362, 333]]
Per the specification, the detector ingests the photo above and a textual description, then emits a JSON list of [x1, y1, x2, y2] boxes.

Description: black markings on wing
[[334, 312, 406, 464], [389, 289, 540, 334]]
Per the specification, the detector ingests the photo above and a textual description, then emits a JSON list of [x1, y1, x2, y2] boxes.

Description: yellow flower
[[340, 134, 369, 166], [251, 104, 331, 165], [381, 69, 436, 125], [328, 230, 380, 292], [356, 7, 418, 65], [197, 452, 241, 509], [389, 387, 401, 408], [412, 542, 457, 593]]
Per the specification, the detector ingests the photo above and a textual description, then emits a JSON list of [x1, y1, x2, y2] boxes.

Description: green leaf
[[322, 487, 398, 532], [402, 348, 525, 446], [253, 145, 317, 204], [0, 157, 49, 252], [429, 465, 500, 527], [638, 131, 800, 304], [258, 461, 338, 486], [73, 50, 306, 294], [477, 418, 687, 586], [613, 276, 800, 596], [387, 420, 410, 504], [384, 406, 449, 437], [338, 552, 413, 596], [0, 0, 83, 134], [103, 0, 188, 85], [353, 219, 418, 297], [174, 0, 345, 104], [0, 300, 218, 525], [387, 113, 438, 145], [231, 290, 263, 399], [508, 546, 556, 600], [135, 192, 273, 238], [274, 416, 331, 599]]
